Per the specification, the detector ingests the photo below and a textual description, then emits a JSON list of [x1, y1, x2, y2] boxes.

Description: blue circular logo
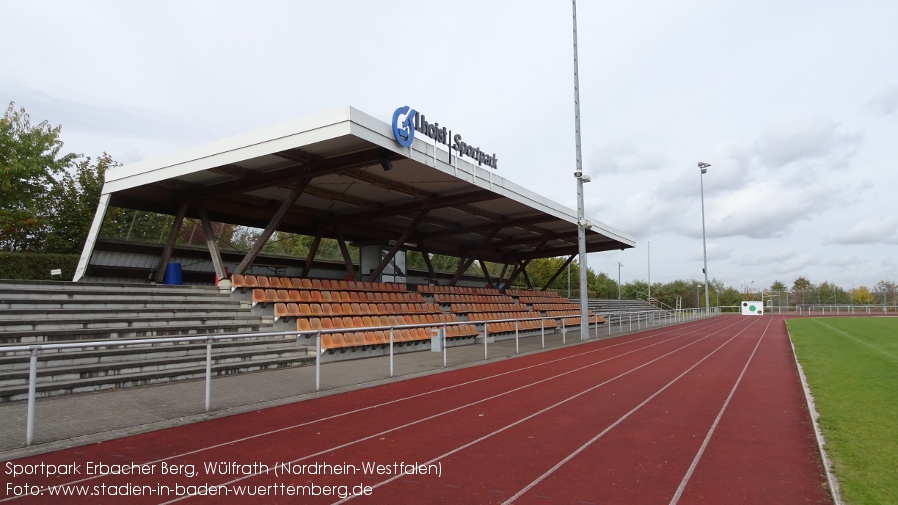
[[391, 106, 416, 148]]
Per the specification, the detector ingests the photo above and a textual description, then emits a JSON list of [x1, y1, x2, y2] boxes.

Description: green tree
[[792, 276, 813, 304], [718, 287, 742, 310], [44, 153, 115, 253], [588, 270, 618, 299], [1, 102, 78, 250]]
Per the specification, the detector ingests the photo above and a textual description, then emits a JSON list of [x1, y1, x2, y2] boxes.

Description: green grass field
[[788, 317, 898, 505]]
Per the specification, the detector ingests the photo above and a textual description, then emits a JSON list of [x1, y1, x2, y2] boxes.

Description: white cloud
[[824, 216, 898, 245], [867, 85, 898, 117], [588, 139, 667, 174], [4, 0, 897, 291]]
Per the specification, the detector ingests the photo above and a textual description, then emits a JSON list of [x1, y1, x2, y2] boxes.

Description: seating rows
[[546, 309, 606, 325], [417, 285, 505, 295], [274, 302, 441, 320], [506, 289, 563, 297], [301, 314, 481, 349], [531, 302, 581, 311], [252, 288, 425, 306], [465, 311, 556, 334], [558, 315, 606, 325], [433, 293, 517, 304], [449, 303, 529, 314], [233, 275, 406, 293], [518, 295, 569, 304]]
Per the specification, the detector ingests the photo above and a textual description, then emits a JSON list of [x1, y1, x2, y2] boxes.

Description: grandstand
[[3, 106, 644, 402], [0, 276, 669, 402]]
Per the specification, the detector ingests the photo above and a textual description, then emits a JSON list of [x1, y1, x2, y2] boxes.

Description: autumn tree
[[853, 286, 876, 305], [1, 102, 78, 251]]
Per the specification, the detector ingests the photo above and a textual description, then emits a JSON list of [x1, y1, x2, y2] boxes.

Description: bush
[[0, 252, 79, 280]]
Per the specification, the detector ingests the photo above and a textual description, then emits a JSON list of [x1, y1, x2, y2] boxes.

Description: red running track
[[2, 315, 831, 504]]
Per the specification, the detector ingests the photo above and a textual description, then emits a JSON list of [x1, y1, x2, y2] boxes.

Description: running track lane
[[4, 317, 732, 504], [0, 316, 829, 504]]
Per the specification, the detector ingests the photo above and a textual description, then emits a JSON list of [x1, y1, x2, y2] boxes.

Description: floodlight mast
[[572, 0, 589, 340], [699, 162, 711, 316]]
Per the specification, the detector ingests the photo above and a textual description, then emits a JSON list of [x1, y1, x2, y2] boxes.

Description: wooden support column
[[521, 265, 534, 289], [420, 247, 438, 282], [335, 229, 357, 281], [449, 256, 476, 286], [301, 231, 323, 278], [478, 259, 494, 288], [195, 204, 227, 282], [542, 255, 576, 291], [233, 178, 310, 276], [367, 209, 429, 282], [498, 263, 510, 284], [152, 202, 189, 283], [502, 259, 532, 292]]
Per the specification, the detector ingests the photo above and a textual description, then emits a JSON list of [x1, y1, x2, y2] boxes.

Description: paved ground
[[0, 316, 679, 461]]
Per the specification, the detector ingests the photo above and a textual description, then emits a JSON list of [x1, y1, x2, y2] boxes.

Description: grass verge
[[788, 317, 898, 505]]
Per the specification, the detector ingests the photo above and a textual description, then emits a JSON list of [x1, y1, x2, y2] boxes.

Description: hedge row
[[0, 252, 80, 280]]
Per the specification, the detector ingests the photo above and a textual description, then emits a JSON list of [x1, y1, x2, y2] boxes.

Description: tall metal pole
[[573, 0, 589, 341], [617, 262, 622, 299], [647, 241, 651, 303], [699, 162, 711, 316]]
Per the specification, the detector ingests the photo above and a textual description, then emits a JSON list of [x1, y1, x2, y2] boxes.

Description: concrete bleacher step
[[0, 321, 267, 345], [0, 336, 308, 367], [0, 280, 266, 345], [0, 280, 323, 402], [0, 350, 316, 402], [1, 314, 264, 333], [0, 341, 314, 386]]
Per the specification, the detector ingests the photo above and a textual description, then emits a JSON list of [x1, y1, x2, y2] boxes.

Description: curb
[[786, 324, 843, 505]]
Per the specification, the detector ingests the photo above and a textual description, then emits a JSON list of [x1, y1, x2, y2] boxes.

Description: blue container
[[162, 263, 183, 285]]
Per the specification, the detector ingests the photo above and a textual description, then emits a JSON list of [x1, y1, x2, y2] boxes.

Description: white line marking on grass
[[811, 318, 898, 363]]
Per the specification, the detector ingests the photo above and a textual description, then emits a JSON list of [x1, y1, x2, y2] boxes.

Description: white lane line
[[503, 317, 763, 504], [331, 318, 753, 504], [162, 323, 732, 505], [667, 316, 773, 505], [1, 317, 733, 503]]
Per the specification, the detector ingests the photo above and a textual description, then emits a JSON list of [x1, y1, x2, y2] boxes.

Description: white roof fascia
[[102, 106, 356, 195]]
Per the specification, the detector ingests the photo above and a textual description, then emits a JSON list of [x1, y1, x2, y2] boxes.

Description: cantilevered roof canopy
[[76, 106, 634, 281]]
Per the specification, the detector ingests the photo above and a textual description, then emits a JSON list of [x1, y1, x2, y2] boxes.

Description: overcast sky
[[4, 0, 896, 294]]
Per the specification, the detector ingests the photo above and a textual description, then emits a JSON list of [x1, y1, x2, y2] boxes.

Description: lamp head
[[698, 162, 710, 174]]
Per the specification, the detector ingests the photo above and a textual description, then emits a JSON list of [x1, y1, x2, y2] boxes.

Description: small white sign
[[741, 301, 764, 316]]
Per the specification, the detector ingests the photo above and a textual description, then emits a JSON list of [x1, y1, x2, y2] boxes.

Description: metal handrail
[[3, 308, 698, 446]]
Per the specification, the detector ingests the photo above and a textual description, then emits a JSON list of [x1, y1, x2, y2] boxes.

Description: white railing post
[[315, 332, 321, 391], [389, 327, 394, 377], [442, 324, 447, 367], [26, 348, 38, 446], [483, 323, 488, 360], [515, 320, 519, 354], [541, 318, 545, 349], [205, 338, 212, 412]]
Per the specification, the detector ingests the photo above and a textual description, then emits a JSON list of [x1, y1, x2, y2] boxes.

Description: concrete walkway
[[0, 318, 671, 461]]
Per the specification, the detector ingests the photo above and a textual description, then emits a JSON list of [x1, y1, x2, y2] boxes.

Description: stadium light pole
[[572, 0, 590, 341], [699, 162, 711, 316]]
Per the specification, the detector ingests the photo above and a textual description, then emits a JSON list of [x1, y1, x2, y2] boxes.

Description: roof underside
[[101, 107, 635, 265]]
